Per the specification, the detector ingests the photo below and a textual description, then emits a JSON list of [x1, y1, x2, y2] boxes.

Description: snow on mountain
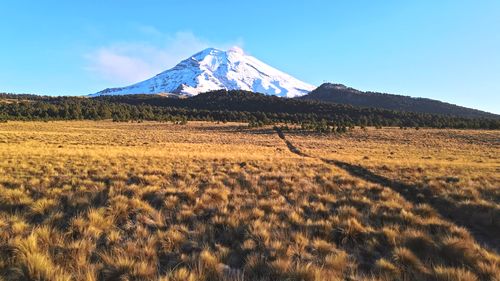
[[92, 47, 315, 98]]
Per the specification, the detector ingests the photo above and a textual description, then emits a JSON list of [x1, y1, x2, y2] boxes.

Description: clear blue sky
[[1, 0, 499, 113]]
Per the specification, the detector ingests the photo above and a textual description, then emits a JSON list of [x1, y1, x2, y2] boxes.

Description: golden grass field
[[0, 121, 498, 281]]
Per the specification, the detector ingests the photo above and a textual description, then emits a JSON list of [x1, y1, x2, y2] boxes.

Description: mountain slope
[[2, 91, 499, 129], [302, 83, 498, 119], [92, 47, 315, 98]]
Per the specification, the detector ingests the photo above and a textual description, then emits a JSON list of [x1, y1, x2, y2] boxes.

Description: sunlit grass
[[0, 121, 498, 280]]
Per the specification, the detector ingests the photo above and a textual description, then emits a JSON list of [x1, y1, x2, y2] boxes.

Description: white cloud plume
[[85, 31, 243, 85]]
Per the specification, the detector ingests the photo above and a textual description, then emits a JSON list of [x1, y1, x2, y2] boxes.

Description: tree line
[[0, 91, 498, 129]]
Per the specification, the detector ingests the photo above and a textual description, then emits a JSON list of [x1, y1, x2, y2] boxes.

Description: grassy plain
[[0, 121, 498, 280]]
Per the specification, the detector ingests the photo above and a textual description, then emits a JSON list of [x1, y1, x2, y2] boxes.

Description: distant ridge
[[301, 83, 498, 119]]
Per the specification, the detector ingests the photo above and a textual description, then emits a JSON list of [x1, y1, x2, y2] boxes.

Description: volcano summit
[[92, 47, 315, 98]]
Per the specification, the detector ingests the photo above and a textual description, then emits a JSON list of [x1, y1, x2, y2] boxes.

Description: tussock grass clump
[[433, 266, 479, 281], [0, 121, 498, 280], [392, 247, 429, 279]]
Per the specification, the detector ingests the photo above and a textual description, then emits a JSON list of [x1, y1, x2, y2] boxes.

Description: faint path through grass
[[273, 127, 500, 253]]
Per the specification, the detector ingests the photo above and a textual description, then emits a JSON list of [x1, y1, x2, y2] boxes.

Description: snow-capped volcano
[[92, 47, 315, 97]]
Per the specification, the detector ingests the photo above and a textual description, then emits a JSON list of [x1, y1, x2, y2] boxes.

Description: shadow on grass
[[274, 127, 311, 157], [274, 128, 500, 253], [321, 158, 500, 252]]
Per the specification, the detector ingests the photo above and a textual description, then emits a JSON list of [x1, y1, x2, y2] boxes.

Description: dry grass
[[0, 121, 498, 280], [287, 128, 500, 250]]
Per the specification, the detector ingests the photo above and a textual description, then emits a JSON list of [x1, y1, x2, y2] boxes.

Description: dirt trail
[[273, 127, 500, 253]]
